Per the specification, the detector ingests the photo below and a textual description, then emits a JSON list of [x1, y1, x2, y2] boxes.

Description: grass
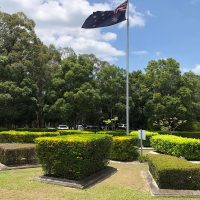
[[0, 162, 196, 200]]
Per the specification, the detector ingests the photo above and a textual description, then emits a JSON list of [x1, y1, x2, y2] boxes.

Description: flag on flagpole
[[82, 0, 128, 29]]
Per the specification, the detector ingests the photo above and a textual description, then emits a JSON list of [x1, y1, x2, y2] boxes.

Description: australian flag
[[82, 1, 128, 29]]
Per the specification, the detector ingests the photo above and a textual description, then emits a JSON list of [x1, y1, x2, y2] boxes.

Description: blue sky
[[94, 0, 200, 74], [0, 0, 200, 74]]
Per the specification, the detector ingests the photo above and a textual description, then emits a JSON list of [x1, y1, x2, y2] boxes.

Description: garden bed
[[0, 143, 37, 166], [146, 154, 200, 190]]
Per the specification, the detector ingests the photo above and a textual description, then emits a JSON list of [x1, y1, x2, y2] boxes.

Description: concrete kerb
[[143, 170, 200, 197], [34, 166, 117, 189]]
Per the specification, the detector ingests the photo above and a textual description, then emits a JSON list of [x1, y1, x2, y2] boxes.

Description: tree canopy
[[0, 11, 200, 130]]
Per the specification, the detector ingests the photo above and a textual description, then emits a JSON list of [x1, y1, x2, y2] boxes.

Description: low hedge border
[[58, 130, 95, 135], [0, 131, 59, 143], [36, 134, 112, 180], [151, 135, 200, 160], [146, 154, 200, 190], [130, 131, 159, 147], [0, 143, 37, 166], [110, 136, 139, 161], [97, 130, 127, 136], [158, 131, 200, 139], [15, 128, 57, 132]]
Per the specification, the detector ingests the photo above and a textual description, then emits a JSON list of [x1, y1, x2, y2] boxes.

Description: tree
[[144, 59, 191, 129], [0, 11, 60, 128], [96, 65, 126, 124]]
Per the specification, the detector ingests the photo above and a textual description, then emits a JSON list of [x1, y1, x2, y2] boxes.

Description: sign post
[[138, 130, 146, 156]]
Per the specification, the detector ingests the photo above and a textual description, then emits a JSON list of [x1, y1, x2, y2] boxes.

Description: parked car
[[76, 125, 84, 130], [57, 125, 69, 130], [118, 124, 126, 130]]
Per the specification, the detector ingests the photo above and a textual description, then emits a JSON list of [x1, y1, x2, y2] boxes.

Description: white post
[[126, 0, 130, 136]]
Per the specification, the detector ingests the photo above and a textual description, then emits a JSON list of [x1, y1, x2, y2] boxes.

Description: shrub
[[97, 130, 127, 136], [151, 135, 200, 160], [110, 136, 139, 161], [58, 130, 95, 135], [130, 131, 159, 147], [146, 154, 200, 190], [0, 143, 37, 165], [0, 131, 59, 143], [0, 128, 9, 132], [158, 131, 200, 139], [15, 128, 57, 132], [35, 134, 112, 180], [192, 121, 200, 131]]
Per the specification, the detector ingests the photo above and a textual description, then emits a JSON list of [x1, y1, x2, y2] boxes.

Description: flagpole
[[126, 0, 130, 136]]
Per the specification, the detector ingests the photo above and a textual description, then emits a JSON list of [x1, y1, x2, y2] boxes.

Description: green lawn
[[0, 162, 195, 200]]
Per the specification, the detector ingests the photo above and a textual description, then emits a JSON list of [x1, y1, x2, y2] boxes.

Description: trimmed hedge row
[[130, 131, 159, 147], [58, 130, 95, 135], [0, 131, 59, 143], [35, 134, 112, 180], [110, 136, 138, 161], [158, 131, 200, 139], [15, 128, 57, 132], [147, 154, 200, 190], [151, 135, 200, 160], [0, 143, 37, 165], [97, 130, 127, 136]]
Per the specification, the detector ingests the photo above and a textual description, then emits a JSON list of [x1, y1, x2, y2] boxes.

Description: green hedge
[[0, 128, 9, 132], [151, 135, 200, 160], [0, 131, 59, 143], [97, 130, 127, 136], [0, 143, 37, 165], [35, 134, 112, 180], [58, 130, 95, 135], [15, 128, 57, 132], [130, 131, 159, 147], [146, 154, 200, 190], [158, 131, 200, 139], [110, 136, 139, 161]]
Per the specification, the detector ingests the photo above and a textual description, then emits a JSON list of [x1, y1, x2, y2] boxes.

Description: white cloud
[[132, 50, 148, 56], [0, 0, 147, 62], [191, 65, 200, 75], [102, 32, 117, 41], [118, 3, 146, 28], [182, 65, 200, 75]]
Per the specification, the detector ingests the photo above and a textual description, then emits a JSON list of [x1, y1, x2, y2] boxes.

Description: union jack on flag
[[114, 0, 128, 14]]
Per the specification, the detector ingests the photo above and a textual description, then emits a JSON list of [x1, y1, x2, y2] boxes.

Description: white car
[[57, 125, 69, 130], [118, 124, 126, 130]]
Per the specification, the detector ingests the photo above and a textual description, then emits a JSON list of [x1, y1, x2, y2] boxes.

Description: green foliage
[[35, 134, 112, 180], [153, 117, 187, 132], [110, 136, 139, 161], [151, 135, 200, 160], [58, 130, 94, 135], [146, 154, 200, 190], [0, 143, 36, 165], [130, 131, 159, 147], [103, 116, 118, 130], [0, 11, 60, 128], [15, 128, 57, 132], [97, 130, 127, 136], [0, 131, 59, 143], [158, 131, 200, 139], [192, 121, 200, 131], [0, 11, 200, 131]]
